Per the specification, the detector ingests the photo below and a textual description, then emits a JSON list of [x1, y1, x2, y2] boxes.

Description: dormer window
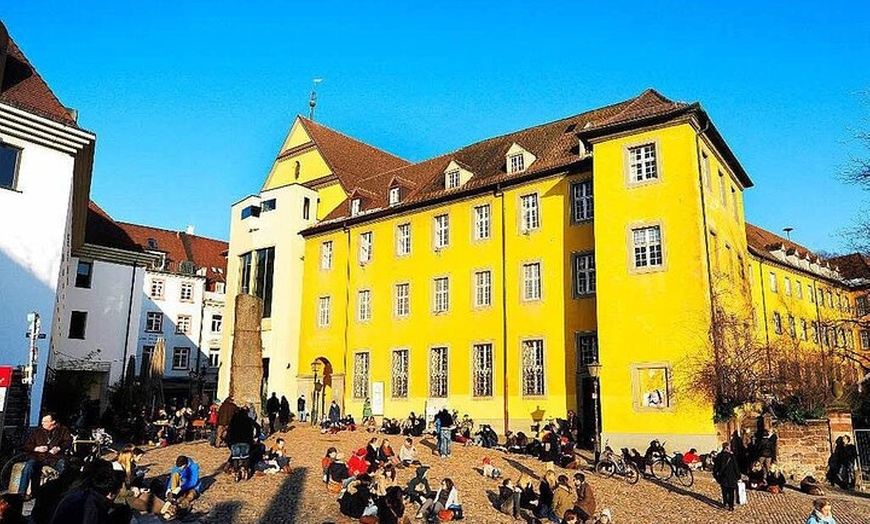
[[389, 187, 401, 206], [445, 170, 460, 189], [351, 198, 361, 216], [508, 153, 525, 173]]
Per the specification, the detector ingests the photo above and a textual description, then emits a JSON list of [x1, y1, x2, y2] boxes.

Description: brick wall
[[772, 419, 831, 480]]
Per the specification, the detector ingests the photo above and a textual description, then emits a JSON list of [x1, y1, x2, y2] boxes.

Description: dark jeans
[[20, 458, 66, 495], [720, 485, 737, 509]]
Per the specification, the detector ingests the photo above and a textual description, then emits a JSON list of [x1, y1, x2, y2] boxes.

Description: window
[[146, 312, 164, 332], [812, 321, 820, 344], [150, 279, 165, 299], [433, 277, 450, 313], [858, 296, 868, 317], [521, 339, 545, 396], [520, 194, 540, 232], [351, 199, 361, 216], [176, 315, 192, 334], [357, 290, 372, 322], [352, 352, 370, 399], [140, 346, 154, 376], [261, 198, 276, 212], [634, 365, 671, 409], [472, 343, 493, 397], [788, 315, 796, 338], [395, 283, 410, 317], [172, 347, 190, 370], [241, 205, 260, 219], [796, 281, 803, 299], [74, 261, 93, 288], [731, 188, 739, 221], [709, 232, 719, 272], [817, 288, 824, 305], [701, 151, 711, 190], [434, 214, 449, 249], [628, 143, 658, 182], [69, 311, 87, 339], [523, 262, 542, 301], [769, 272, 778, 293], [239, 252, 252, 294], [180, 282, 194, 301], [208, 347, 220, 368], [392, 349, 409, 398], [320, 241, 333, 270], [784, 277, 791, 297], [571, 180, 593, 222], [773, 312, 782, 335], [294, 161, 301, 179], [827, 291, 833, 308], [0, 143, 22, 190], [317, 296, 331, 327], [302, 197, 311, 220], [576, 333, 598, 367], [429, 347, 448, 397], [396, 223, 411, 256], [474, 270, 492, 308], [738, 255, 746, 280], [254, 247, 276, 318], [573, 253, 595, 296], [632, 226, 663, 268], [809, 286, 815, 304], [718, 171, 727, 206], [389, 187, 400, 206], [446, 170, 460, 189], [860, 330, 870, 350], [359, 232, 373, 263], [473, 205, 491, 240], [211, 315, 222, 333], [508, 153, 525, 173]]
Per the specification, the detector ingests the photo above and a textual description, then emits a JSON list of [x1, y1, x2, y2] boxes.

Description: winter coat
[[758, 434, 777, 459], [713, 450, 740, 488], [376, 487, 406, 524], [216, 400, 238, 426], [25, 424, 72, 464], [348, 453, 368, 477], [806, 509, 837, 524], [297, 396, 306, 412], [328, 403, 341, 422], [574, 481, 596, 517], [339, 481, 373, 519], [227, 410, 256, 446], [551, 484, 575, 520], [433, 486, 460, 509], [405, 466, 432, 502], [328, 461, 350, 483], [399, 444, 417, 463], [538, 479, 554, 508], [496, 484, 519, 515], [266, 395, 280, 415]]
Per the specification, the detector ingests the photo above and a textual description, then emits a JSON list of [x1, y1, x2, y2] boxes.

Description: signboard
[[0, 367, 12, 388], [371, 382, 384, 416]]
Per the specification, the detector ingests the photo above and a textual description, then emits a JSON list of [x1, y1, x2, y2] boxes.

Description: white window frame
[[429, 346, 449, 398], [631, 225, 663, 269], [773, 312, 782, 335], [521, 339, 545, 397], [571, 180, 593, 222], [446, 170, 460, 189], [474, 270, 492, 308], [784, 277, 791, 296], [433, 277, 450, 313], [176, 314, 192, 335], [394, 283, 410, 318], [796, 281, 803, 299], [180, 282, 194, 302], [396, 223, 411, 256], [317, 296, 331, 327], [392, 349, 409, 398], [172, 347, 190, 370], [320, 241, 333, 270], [145, 312, 163, 333], [359, 231, 373, 264], [211, 314, 223, 333], [150, 278, 165, 299], [473, 204, 491, 241], [860, 330, 870, 350], [352, 351, 370, 399], [208, 347, 221, 368], [520, 193, 541, 232], [508, 153, 525, 173], [434, 214, 450, 249], [389, 186, 401, 206], [357, 289, 372, 322], [472, 343, 494, 397], [351, 198, 361, 216], [573, 252, 595, 297], [627, 143, 658, 183], [522, 262, 542, 301]]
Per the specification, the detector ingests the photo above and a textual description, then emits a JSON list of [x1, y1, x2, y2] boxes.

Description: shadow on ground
[[647, 476, 721, 509], [204, 467, 308, 524]]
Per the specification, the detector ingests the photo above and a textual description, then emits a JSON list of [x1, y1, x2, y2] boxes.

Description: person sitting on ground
[[496, 478, 522, 519], [399, 437, 420, 467], [339, 473, 377, 519], [365, 437, 380, 472], [572, 472, 596, 523], [20, 412, 72, 499], [164, 456, 201, 518], [113, 447, 163, 514], [682, 448, 702, 470], [30, 459, 82, 524], [50, 459, 130, 524], [405, 466, 433, 508], [482, 456, 501, 479], [417, 477, 462, 521], [322, 447, 337, 484], [643, 440, 664, 475], [766, 464, 786, 494], [801, 475, 825, 496], [561, 509, 579, 524], [267, 438, 291, 472], [327, 452, 350, 494], [552, 474, 576, 522], [534, 470, 557, 520], [378, 439, 401, 468], [590, 508, 613, 524], [805, 497, 837, 524], [746, 460, 767, 490], [517, 474, 539, 512], [372, 464, 398, 497], [376, 485, 406, 524], [250, 437, 268, 472], [348, 448, 369, 478]]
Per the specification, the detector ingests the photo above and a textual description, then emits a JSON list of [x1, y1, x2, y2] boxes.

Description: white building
[[0, 23, 96, 424]]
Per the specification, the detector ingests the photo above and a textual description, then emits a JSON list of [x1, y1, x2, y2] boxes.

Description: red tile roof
[[0, 28, 77, 126], [827, 253, 870, 282], [744, 222, 823, 263], [85, 202, 143, 253]]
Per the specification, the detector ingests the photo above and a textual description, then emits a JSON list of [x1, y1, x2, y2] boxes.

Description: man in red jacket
[[348, 448, 368, 477], [20, 412, 72, 497]]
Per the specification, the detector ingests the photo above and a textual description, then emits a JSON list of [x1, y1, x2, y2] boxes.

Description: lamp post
[[311, 360, 322, 425], [587, 362, 602, 463]]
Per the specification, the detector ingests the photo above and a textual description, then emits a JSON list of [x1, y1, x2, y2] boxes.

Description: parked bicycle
[[647, 441, 693, 487], [595, 444, 640, 485]]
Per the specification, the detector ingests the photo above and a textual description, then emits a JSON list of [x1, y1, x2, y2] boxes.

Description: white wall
[[0, 131, 76, 424]]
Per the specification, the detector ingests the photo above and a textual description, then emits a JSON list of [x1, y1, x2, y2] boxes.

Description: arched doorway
[[311, 357, 333, 423]]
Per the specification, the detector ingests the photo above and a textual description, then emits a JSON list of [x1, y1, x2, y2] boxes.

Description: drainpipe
[[494, 184, 509, 435], [342, 222, 351, 418], [120, 261, 138, 384]]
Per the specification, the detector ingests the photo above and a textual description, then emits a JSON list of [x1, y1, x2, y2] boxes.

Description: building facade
[[0, 23, 96, 424]]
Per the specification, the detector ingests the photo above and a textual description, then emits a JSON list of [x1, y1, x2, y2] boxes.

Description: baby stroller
[[229, 443, 251, 482]]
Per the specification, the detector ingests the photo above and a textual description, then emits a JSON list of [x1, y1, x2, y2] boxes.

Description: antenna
[[309, 78, 322, 120], [783, 227, 794, 241]]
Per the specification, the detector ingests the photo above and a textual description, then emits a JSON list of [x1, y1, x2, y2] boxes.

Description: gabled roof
[[0, 28, 77, 126], [745, 223, 822, 264], [298, 117, 410, 192], [85, 202, 143, 253]]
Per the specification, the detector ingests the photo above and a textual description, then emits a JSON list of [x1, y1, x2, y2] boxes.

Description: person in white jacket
[[416, 478, 462, 520]]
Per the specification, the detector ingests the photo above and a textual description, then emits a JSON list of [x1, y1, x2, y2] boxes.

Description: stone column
[[229, 294, 264, 416]]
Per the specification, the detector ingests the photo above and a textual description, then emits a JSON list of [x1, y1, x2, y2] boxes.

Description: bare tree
[[840, 95, 870, 252]]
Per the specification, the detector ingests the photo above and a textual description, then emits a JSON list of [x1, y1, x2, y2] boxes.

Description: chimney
[[0, 21, 9, 89], [185, 225, 195, 235]]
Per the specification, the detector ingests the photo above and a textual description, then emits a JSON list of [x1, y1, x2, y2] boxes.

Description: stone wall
[[771, 419, 831, 480]]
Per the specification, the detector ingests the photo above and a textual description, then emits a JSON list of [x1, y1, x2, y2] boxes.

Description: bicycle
[[72, 427, 118, 462], [595, 445, 640, 485], [646, 443, 694, 487]]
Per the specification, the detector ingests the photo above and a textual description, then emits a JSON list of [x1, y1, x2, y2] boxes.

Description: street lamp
[[311, 360, 322, 425], [587, 362, 602, 463]]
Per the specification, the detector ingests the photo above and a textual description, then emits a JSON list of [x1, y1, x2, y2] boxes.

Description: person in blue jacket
[[164, 455, 201, 516]]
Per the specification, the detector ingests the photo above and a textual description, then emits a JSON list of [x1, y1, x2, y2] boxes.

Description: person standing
[[436, 409, 453, 458], [713, 442, 740, 511], [362, 398, 373, 425], [328, 400, 341, 425], [757, 428, 777, 479], [297, 395, 307, 422], [278, 396, 291, 430], [20, 412, 72, 498], [266, 393, 280, 434], [215, 396, 238, 448]]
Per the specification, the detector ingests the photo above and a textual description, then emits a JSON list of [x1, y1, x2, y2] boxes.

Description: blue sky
[[3, 1, 868, 252]]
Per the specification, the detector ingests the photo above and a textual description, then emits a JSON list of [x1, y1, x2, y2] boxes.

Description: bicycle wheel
[[595, 460, 616, 479], [0, 452, 28, 493], [651, 458, 673, 480], [675, 466, 694, 487], [623, 462, 640, 485]]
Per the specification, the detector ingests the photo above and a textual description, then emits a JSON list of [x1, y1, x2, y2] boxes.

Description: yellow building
[[222, 89, 870, 451]]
